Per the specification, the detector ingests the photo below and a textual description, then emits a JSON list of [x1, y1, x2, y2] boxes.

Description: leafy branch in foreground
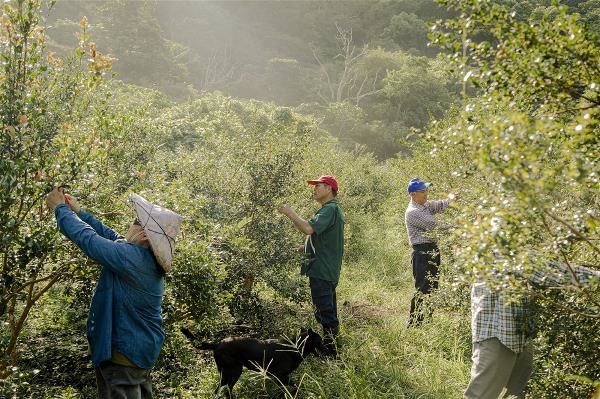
[[430, 0, 599, 396], [0, 0, 111, 374]]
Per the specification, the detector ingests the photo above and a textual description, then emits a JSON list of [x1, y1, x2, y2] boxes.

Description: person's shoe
[[406, 318, 422, 328]]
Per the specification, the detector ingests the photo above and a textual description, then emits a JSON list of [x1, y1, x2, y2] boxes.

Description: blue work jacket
[[55, 204, 165, 369]]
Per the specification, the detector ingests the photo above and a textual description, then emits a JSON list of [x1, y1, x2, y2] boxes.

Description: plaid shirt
[[404, 199, 449, 246], [472, 264, 599, 353]]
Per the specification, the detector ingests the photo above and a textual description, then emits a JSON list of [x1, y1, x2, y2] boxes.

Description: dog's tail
[[198, 342, 217, 350], [180, 327, 218, 350], [180, 327, 197, 341]]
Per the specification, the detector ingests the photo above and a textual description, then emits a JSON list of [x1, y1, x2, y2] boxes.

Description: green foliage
[[46, 1, 461, 158], [164, 239, 228, 328], [433, 0, 599, 113], [0, 0, 112, 373], [381, 12, 429, 52], [3, 1, 598, 398], [141, 96, 317, 331], [299, 48, 458, 158], [49, 0, 192, 97], [44, 0, 600, 160], [381, 55, 454, 128], [430, 0, 599, 396], [530, 287, 600, 398], [499, 0, 600, 36]]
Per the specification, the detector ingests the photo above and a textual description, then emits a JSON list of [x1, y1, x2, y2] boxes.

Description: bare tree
[[312, 24, 382, 105], [199, 48, 238, 91]]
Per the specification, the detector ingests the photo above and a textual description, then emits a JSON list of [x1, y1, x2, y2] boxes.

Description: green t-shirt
[[303, 199, 345, 283]]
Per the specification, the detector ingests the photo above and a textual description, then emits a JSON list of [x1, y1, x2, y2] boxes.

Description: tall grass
[[165, 221, 472, 399]]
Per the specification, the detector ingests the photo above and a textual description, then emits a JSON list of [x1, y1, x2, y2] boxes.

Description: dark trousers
[[95, 361, 153, 399], [309, 277, 339, 330], [309, 277, 339, 355], [408, 243, 440, 326]]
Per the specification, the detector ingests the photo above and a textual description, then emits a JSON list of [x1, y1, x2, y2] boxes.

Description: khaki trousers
[[464, 337, 533, 399]]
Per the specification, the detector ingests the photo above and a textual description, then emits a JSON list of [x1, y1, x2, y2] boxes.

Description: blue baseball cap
[[407, 178, 431, 193]]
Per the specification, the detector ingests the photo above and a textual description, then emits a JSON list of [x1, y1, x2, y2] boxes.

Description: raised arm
[[77, 210, 124, 241], [530, 262, 599, 289], [63, 194, 123, 241], [424, 199, 450, 214], [278, 204, 315, 235], [55, 204, 130, 275]]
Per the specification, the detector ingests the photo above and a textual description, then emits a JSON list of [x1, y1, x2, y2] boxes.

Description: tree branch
[[543, 209, 600, 255]]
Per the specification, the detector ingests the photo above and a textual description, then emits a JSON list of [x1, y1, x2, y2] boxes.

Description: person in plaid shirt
[[404, 177, 454, 326], [465, 261, 599, 399]]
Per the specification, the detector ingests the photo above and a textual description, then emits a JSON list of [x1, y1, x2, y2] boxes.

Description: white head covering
[[129, 193, 183, 272]]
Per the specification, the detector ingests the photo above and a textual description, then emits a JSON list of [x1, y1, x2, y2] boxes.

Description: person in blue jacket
[[46, 188, 182, 399]]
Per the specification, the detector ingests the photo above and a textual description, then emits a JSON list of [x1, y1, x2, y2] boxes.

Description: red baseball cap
[[307, 175, 338, 191]]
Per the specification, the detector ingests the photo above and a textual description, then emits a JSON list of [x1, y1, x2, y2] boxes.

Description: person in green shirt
[[278, 175, 345, 357]]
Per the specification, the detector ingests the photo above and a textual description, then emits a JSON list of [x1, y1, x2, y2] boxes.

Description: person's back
[[47, 189, 182, 398], [465, 263, 599, 399], [88, 239, 165, 368]]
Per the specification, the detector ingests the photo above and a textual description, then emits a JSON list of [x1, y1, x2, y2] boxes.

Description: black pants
[[309, 277, 339, 330], [408, 243, 440, 326], [309, 277, 340, 356]]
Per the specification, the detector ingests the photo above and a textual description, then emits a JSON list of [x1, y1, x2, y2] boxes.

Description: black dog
[[181, 327, 325, 397]]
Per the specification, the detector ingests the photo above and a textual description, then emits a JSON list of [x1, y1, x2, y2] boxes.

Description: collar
[[410, 199, 426, 209], [319, 198, 338, 208]]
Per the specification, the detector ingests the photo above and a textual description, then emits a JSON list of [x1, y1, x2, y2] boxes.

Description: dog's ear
[[302, 330, 325, 356]]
